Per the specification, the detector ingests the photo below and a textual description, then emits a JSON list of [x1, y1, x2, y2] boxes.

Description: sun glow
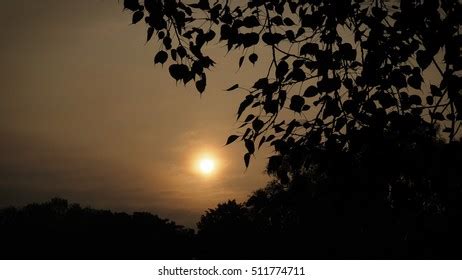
[[198, 157, 216, 175]]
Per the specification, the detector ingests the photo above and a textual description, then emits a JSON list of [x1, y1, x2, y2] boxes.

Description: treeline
[[196, 127, 462, 259], [0, 198, 194, 259]]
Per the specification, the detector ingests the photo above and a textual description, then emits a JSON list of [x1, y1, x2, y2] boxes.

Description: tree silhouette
[[196, 134, 462, 259], [0, 198, 195, 259], [196, 200, 256, 258], [122, 0, 462, 168], [117, 0, 462, 258]]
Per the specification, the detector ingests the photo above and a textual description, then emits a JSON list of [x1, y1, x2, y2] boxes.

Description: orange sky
[[0, 0, 272, 227]]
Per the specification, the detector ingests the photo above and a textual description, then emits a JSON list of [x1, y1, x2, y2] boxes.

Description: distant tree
[[0, 198, 195, 259], [196, 200, 255, 258], [121, 0, 462, 168]]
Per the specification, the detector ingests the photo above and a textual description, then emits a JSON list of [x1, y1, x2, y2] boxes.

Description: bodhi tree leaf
[[290, 95, 305, 113], [132, 11, 144, 24], [225, 135, 239, 145], [154, 51, 168, 65], [249, 53, 258, 65], [225, 84, 239, 91]]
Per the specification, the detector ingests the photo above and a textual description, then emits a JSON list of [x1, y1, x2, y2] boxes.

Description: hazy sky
[[0, 0, 272, 227]]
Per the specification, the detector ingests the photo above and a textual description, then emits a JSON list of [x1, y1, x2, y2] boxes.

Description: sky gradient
[[0, 0, 272, 227]]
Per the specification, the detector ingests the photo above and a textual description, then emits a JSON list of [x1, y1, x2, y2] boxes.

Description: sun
[[198, 157, 216, 175]]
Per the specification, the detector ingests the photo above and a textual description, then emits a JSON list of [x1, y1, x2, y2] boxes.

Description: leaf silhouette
[[237, 95, 254, 119], [243, 16, 260, 28], [244, 152, 251, 168], [276, 61, 289, 80], [225, 135, 239, 145], [124, 0, 140, 11], [430, 84, 442, 96], [245, 139, 255, 154], [154, 51, 168, 65], [244, 114, 255, 122], [146, 27, 154, 42], [252, 118, 264, 132], [300, 42, 318, 56], [408, 74, 422, 90], [168, 64, 189, 81], [196, 75, 206, 93], [304, 86, 318, 97], [238, 56, 245, 68], [249, 53, 258, 65], [290, 95, 305, 113], [416, 50, 432, 70], [262, 32, 285, 45], [258, 136, 266, 149], [132, 11, 144, 24], [225, 84, 239, 91], [283, 17, 295, 26]]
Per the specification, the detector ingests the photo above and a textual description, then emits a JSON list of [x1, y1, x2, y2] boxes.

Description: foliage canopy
[[122, 0, 461, 168]]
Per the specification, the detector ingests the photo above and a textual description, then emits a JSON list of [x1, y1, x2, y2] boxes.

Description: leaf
[[147, 27, 154, 42], [243, 16, 260, 28], [276, 61, 289, 80], [237, 95, 254, 119], [252, 118, 264, 132], [408, 74, 422, 90], [283, 17, 295, 26], [249, 53, 258, 65], [262, 32, 285, 45], [271, 16, 284, 26], [426, 95, 434, 105], [225, 135, 239, 145], [258, 136, 266, 149], [244, 114, 255, 122], [238, 56, 245, 68], [204, 30, 216, 42], [278, 90, 287, 108], [124, 0, 140, 11], [163, 36, 172, 50], [290, 95, 305, 113], [286, 30, 295, 41], [432, 112, 445, 121], [416, 50, 432, 70], [168, 64, 188, 81], [170, 49, 177, 61], [225, 84, 239, 91], [409, 95, 422, 105], [177, 46, 187, 58], [245, 139, 255, 154], [252, 78, 268, 89], [242, 33, 260, 48], [132, 10, 144, 24], [430, 84, 442, 96], [304, 86, 318, 97], [244, 153, 251, 168], [291, 68, 306, 82], [300, 42, 319, 56], [154, 51, 168, 65], [196, 75, 206, 93]]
